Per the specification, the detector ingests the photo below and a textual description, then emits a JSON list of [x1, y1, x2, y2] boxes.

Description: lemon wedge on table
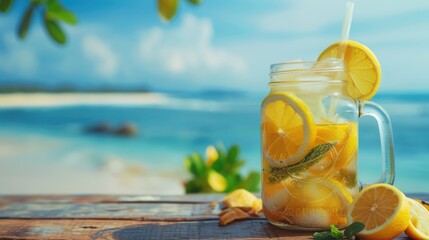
[[405, 198, 429, 240], [318, 40, 381, 100], [412, 198, 429, 212], [261, 92, 316, 168], [347, 183, 410, 240], [222, 189, 262, 212]]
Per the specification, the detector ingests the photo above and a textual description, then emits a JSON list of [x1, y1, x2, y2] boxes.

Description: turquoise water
[[0, 92, 428, 193]]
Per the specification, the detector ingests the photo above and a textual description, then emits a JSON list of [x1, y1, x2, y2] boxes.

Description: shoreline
[[0, 92, 169, 108]]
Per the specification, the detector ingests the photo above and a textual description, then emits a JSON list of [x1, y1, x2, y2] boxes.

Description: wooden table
[[0, 194, 427, 239]]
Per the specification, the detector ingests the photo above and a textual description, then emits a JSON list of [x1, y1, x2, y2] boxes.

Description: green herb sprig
[[313, 222, 365, 240], [268, 143, 335, 184]]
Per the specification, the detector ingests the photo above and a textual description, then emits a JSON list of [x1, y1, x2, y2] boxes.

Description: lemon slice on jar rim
[[318, 40, 381, 100]]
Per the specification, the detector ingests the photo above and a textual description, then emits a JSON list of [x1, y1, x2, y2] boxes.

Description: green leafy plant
[[0, 0, 77, 44], [183, 144, 260, 193], [313, 222, 365, 240], [0, 0, 201, 45]]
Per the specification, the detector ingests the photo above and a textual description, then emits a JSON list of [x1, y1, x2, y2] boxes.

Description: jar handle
[[358, 101, 395, 185]]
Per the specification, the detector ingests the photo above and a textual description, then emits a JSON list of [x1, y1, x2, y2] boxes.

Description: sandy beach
[[0, 92, 170, 108], [0, 137, 186, 195], [0, 118, 187, 195], [0, 93, 190, 195]]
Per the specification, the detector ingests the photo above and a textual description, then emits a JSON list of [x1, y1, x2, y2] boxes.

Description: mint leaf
[[313, 224, 344, 240], [313, 222, 366, 240], [344, 222, 365, 238], [330, 224, 343, 239], [314, 231, 335, 240]]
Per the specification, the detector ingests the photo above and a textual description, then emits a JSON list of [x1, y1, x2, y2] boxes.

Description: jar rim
[[270, 59, 344, 76]]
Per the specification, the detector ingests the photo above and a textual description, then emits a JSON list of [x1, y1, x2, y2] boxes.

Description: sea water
[[0, 91, 427, 193]]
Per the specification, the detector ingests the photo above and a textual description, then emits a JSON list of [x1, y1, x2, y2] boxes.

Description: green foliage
[[43, 13, 66, 44], [313, 222, 365, 240], [18, 3, 36, 39], [183, 145, 260, 193], [0, 0, 14, 13], [1, 0, 201, 45], [45, 0, 77, 24], [7, 0, 77, 44], [187, 0, 202, 5], [158, 0, 202, 21]]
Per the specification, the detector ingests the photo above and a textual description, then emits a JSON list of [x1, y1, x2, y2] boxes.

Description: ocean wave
[[0, 92, 257, 113], [1, 92, 427, 115]]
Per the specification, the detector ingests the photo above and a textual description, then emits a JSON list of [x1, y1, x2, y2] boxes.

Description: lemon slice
[[318, 40, 381, 100], [334, 122, 358, 169], [412, 198, 429, 212], [347, 183, 410, 240], [261, 93, 316, 167], [405, 198, 429, 240], [307, 123, 350, 176]]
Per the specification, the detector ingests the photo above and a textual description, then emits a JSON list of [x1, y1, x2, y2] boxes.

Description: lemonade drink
[[261, 60, 359, 230]]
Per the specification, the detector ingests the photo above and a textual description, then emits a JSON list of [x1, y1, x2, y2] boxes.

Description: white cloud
[[139, 14, 246, 76], [82, 35, 118, 78]]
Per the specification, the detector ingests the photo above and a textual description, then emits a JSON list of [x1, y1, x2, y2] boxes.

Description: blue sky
[[1, 0, 429, 92]]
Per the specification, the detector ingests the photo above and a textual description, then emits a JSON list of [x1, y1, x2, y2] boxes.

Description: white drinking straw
[[328, 1, 355, 118], [338, 1, 355, 59]]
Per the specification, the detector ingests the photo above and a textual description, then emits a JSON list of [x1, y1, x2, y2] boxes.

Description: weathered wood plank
[[0, 219, 411, 240], [0, 194, 427, 239], [0, 193, 425, 205], [0, 194, 226, 206], [0, 194, 426, 221], [0, 219, 139, 240], [99, 220, 314, 240], [0, 219, 316, 239], [0, 202, 223, 221]]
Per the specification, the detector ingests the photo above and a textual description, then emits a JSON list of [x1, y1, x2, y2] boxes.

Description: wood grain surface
[[0, 194, 426, 239]]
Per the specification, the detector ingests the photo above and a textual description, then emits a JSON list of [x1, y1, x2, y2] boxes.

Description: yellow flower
[[206, 145, 219, 166]]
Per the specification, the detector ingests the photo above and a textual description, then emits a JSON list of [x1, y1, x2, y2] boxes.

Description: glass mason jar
[[260, 60, 394, 230]]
